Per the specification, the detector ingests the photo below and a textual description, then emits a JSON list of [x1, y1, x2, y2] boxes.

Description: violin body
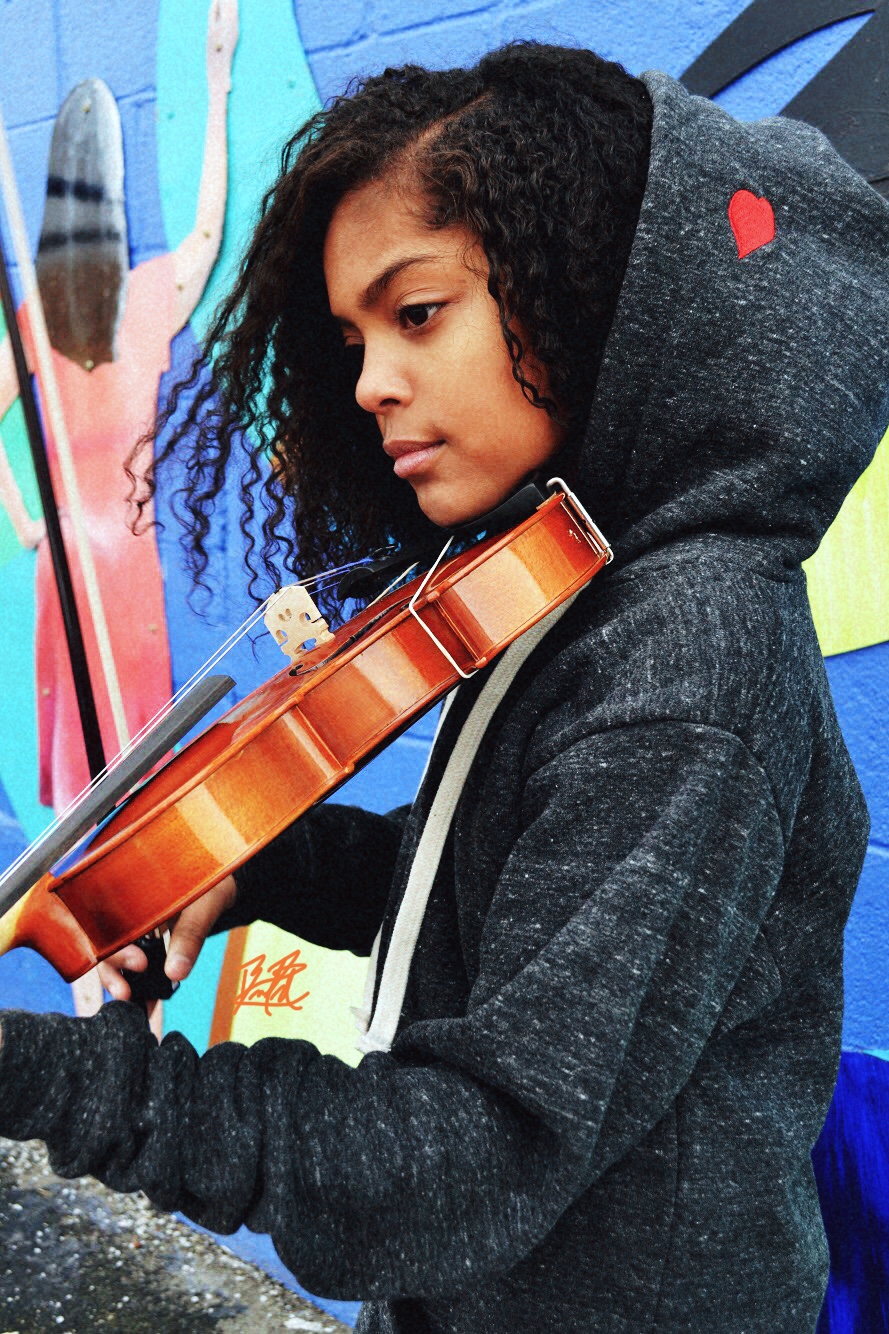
[[0, 487, 609, 980]]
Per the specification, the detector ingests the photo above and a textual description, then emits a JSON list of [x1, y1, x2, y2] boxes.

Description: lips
[[383, 439, 444, 479]]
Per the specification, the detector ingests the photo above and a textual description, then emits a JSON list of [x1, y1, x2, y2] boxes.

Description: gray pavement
[[0, 1138, 351, 1333]]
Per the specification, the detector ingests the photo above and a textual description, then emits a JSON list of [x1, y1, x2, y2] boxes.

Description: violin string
[[106, 559, 368, 758], [76, 553, 375, 782], [0, 554, 386, 886], [365, 562, 420, 609], [0, 591, 295, 886]]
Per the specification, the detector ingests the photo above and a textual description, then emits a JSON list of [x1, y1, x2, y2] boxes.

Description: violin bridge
[[265, 585, 335, 667]]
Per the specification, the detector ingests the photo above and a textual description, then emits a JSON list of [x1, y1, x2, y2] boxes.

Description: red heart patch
[[728, 189, 776, 259]]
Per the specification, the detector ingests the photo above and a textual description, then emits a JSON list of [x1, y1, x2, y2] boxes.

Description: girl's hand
[[207, 0, 239, 95], [98, 874, 238, 1001]]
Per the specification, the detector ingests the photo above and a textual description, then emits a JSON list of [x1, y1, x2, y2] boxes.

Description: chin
[[414, 489, 469, 530], [414, 480, 505, 531]]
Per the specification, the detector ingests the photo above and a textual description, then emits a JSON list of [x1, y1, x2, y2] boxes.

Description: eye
[[397, 302, 442, 330]]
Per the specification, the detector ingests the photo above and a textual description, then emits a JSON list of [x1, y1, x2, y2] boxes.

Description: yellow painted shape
[[227, 920, 366, 1067], [805, 426, 889, 658]]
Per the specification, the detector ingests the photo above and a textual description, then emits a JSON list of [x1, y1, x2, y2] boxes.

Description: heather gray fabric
[[2, 70, 889, 1333]]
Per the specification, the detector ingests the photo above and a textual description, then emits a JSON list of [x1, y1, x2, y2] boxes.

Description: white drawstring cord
[[351, 688, 458, 1036], [355, 593, 578, 1055]]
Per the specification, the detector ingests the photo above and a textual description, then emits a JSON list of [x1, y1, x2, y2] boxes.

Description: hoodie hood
[[578, 70, 889, 570]]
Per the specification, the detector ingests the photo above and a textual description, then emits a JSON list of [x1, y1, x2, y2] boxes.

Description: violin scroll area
[[264, 585, 335, 668]]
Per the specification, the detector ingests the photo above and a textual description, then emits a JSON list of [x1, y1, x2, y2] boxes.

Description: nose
[[354, 340, 411, 416]]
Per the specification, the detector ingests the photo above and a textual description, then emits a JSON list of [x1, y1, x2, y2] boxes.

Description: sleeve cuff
[[0, 1003, 154, 1146]]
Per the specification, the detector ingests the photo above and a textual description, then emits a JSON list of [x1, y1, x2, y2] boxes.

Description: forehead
[[323, 180, 475, 312]]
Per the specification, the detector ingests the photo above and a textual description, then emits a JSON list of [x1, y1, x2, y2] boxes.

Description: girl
[[2, 42, 889, 1333]]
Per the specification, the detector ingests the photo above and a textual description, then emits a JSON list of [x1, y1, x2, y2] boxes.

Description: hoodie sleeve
[[0, 721, 784, 1299], [213, 801, 411, 956]]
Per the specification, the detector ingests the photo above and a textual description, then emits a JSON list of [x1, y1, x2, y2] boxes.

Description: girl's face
[[323, 179, 566, 528]]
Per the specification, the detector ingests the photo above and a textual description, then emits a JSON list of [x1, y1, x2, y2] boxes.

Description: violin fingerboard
[[0, 674, 235, 916]]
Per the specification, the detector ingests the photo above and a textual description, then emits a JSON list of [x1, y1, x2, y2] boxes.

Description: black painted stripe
[[46, 174, 106, 203], [37, 227, 124, 252]]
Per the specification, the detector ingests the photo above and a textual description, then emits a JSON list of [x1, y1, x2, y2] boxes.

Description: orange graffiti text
[[233, 950, 310, 1016]]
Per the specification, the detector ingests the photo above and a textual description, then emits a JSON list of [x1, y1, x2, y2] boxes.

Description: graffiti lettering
[[233, 950, 310, 1016]]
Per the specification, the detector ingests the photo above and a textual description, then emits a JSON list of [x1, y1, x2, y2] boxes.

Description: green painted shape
[[805, 426, 889, 658], [0, 316, 47, 846], [0, 300, 43, 571], [229, 921, 366, 1067], [156, 0, 320, 344], [0, 403, 42, 568], [162, 930, 229, 1052], [0, 326, 50, 841]]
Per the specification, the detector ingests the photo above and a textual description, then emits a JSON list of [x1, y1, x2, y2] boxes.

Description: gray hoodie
[[1, 70, 889, 1334]]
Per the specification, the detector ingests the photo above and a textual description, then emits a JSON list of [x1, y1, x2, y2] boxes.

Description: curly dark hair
[[132, 42, 652, 614]]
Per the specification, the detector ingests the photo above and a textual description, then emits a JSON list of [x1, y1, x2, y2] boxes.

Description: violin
[[0, 479, 610, 983]]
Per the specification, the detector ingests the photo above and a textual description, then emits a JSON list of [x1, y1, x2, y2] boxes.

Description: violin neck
[[0, 674, 235, 923], [0, 876, 97, 980], [0, 894, 24, 958]]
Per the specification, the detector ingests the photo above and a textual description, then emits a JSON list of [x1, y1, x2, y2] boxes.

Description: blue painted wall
[[0, 2, 887, 1329]]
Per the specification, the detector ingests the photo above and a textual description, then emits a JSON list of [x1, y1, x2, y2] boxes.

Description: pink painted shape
[[19, 255, 177, 811]]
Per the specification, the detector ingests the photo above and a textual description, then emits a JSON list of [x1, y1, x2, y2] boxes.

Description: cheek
[[444, 292, 555, 441], [482, 351, 550, 441], [476, 312, 549, 416], [449, 290, 513, 380], [460, 330, 525, 422]]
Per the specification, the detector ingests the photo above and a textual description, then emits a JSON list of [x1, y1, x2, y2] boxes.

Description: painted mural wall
[[0, 1, 886, 1328]]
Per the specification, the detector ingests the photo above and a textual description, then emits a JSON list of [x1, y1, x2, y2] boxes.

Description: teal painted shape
[[156, 0, 320, 343], [162, 930, 229, 1049], [0, 550, 50, 845], [0, 400, 42, 572]]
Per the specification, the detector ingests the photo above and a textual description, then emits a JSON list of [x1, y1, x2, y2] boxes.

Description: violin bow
[[0, 210, 107, 782], [0, 107, 130, 758]]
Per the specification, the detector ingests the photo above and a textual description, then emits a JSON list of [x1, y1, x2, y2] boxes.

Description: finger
[[107, 943, 150, 974], [97, 970, 130, 1001], [97, 944, 148, 1001], [165, 899, 220, 981], [71, 970, 103, 1017]]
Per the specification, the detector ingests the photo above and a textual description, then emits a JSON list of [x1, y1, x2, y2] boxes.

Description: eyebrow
[[333, 253, 440, 324]]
